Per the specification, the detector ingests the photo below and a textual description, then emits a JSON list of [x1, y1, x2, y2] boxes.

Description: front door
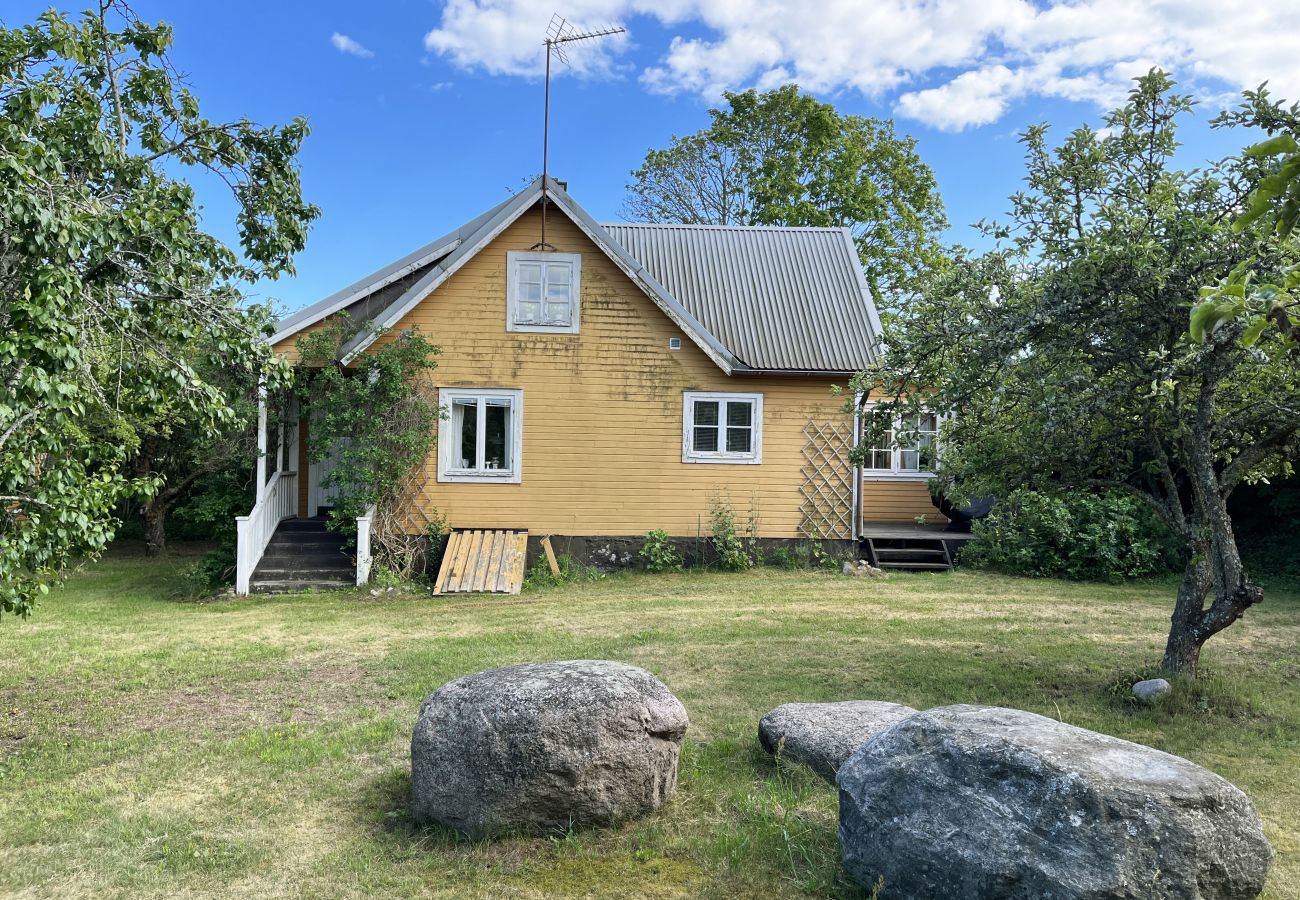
[[308, 438, 347, 517]]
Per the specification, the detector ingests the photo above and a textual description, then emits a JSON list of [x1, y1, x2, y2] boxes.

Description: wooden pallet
[[434, 529, 529, 594]]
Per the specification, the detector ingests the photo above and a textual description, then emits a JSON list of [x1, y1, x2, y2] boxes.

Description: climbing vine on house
[[294, 319, 441, 578]]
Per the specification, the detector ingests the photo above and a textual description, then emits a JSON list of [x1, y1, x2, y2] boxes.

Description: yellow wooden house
[[233, 177, 943, 593]]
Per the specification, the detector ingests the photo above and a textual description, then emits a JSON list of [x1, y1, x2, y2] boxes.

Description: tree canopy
[[624, 85, 947, 298], [854, 72, 1300, 675], [0, 4, 317, 615], [1192, 87, 1300, 348]]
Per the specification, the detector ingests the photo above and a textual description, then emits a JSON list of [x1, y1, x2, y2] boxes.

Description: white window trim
[[506, 251, 581, 334], [858, 400, 941, 481], [437, 387, 523, 484], [682, 391, 763, 464]]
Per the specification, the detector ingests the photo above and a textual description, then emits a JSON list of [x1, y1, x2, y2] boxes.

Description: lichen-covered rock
[[1134, 677, 1173, 703], [411, 660, 688, 836], [837, 704, 1272, 899], [758, 700, 916, 781]]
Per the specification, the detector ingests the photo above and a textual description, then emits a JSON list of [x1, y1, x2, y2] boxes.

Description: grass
[[1, 543, 1298, 899]]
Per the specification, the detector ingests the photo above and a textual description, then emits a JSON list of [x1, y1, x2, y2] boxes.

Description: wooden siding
[[275, 203, 934, 535], [861, 479, 945, 525]]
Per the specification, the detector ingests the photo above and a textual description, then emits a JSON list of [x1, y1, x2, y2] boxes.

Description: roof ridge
[[601, 221, 845, 234]]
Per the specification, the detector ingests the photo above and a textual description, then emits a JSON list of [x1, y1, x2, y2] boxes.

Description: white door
[[308, 438, 348, 517]]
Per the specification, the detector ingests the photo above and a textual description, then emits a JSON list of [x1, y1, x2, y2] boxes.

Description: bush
[[709, 493, 754, 572], [962, 489, 1181, 581], [640, 529, 683, 573], [175, 545, 237, 597]]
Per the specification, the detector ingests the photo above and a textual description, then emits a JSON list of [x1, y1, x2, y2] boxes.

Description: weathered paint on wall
[[275, 203, 936, 535]]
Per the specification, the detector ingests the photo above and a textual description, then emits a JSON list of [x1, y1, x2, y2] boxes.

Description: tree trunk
[[1161, 376, 1266, 676], [142, 502, 167, 557], [1162, 556, 1209, 676]]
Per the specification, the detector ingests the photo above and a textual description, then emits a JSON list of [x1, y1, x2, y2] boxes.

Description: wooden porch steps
[[434, 529, 528, 594], [250, 517, 354, 593], [861, 527, 964, 573]]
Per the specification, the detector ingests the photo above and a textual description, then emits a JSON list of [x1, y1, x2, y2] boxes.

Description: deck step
[[261, 542, 349, 556], [873, 547, 948, 559], [274, 518, 332, 531], [250, 517, 356, 590], [876, 561, 953, 570], [250, 578, 354, 593], [252, 565, 353, 578]]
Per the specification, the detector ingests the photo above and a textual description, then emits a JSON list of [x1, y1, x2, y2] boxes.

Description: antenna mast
[[536, 14, 625, 250]]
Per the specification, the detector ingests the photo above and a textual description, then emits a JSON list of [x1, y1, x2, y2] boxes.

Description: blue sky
[[6, 1, 1294, 314]]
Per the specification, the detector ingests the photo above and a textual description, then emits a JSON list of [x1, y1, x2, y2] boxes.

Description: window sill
[[437, 471, 522, 484], [683, 454, 762, 465], [506, 322, 579, 335], [862, 471, 935, 482]]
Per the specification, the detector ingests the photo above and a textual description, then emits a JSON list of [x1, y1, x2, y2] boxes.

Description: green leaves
[[1189, 297, 1244, 342], [0, 2, 315, 616], [1245, 134, 1299, 158], [625, 84, 947, 297]]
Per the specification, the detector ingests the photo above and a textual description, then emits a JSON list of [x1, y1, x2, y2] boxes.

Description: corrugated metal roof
[[601, 223, 879, 372], [277, 177, 882, 375]]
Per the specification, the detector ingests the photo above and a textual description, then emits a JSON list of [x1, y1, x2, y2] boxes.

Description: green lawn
[[2, 546, 1298, 899]]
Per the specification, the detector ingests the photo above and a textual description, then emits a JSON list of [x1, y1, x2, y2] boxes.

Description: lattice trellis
[[799, 418, 853, 540]]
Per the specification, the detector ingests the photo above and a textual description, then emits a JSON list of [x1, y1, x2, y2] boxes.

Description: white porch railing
[[234, 470, 298, 595], [356, 504, 376, 586]]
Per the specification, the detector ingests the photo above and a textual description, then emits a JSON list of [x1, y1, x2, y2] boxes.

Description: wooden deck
[[860, 523, 974, 542]]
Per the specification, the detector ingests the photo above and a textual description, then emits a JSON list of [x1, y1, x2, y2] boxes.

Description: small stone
[[841, 561, 855, 576], [1133, 677, 1172, 703], [758, 700, 917, 781]]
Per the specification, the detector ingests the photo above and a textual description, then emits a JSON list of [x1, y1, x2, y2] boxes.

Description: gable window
[[682, 392, 763, 464], [438, 388, 523, 483], [507, 251, 581, 334], [860, 404, 940, 478]]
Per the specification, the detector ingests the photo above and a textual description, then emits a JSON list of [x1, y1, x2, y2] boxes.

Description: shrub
[[709, 493, 753, 571], [640, 529, 683, 573], [175, 545, 237, 597], [962, 489, 1181, 581]]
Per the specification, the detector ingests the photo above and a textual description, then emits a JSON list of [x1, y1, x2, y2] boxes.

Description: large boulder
[[758, 700, 916, 781], [837, 704, 1272, 899], [411, 660, 688, 836]]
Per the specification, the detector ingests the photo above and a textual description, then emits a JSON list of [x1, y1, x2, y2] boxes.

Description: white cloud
[[422, 0, 1300, 131], [331, 32, 375, 59]]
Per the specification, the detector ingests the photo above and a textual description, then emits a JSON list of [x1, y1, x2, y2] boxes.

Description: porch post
[[851, 395, 862, 541], [255, 383, 268, 504]]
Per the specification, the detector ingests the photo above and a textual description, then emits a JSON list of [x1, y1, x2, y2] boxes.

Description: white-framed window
[[860, 403, 940, 479], [507, 251, 581, 333], [682, 392, 763, 464], [438, 388, 523, 483]]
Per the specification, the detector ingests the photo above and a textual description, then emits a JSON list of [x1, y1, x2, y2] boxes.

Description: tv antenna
[[534, 14, 625, 250]]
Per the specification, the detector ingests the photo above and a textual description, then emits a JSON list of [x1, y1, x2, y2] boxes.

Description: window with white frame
[[861, 405, 940, 478], [438, 388, 523, 483], [682, 392, 763, 464], [507, 251, 580, 333]]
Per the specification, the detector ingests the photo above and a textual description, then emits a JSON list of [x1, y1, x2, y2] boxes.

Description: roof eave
[[269, 237, 462, 346]]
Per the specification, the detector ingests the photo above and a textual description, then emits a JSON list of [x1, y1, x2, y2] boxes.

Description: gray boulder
[[411, 660, 688, 836], [758, 700, 916, 781], [1134, 677, 1173, 703], [837, 704, 1271, 899]]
